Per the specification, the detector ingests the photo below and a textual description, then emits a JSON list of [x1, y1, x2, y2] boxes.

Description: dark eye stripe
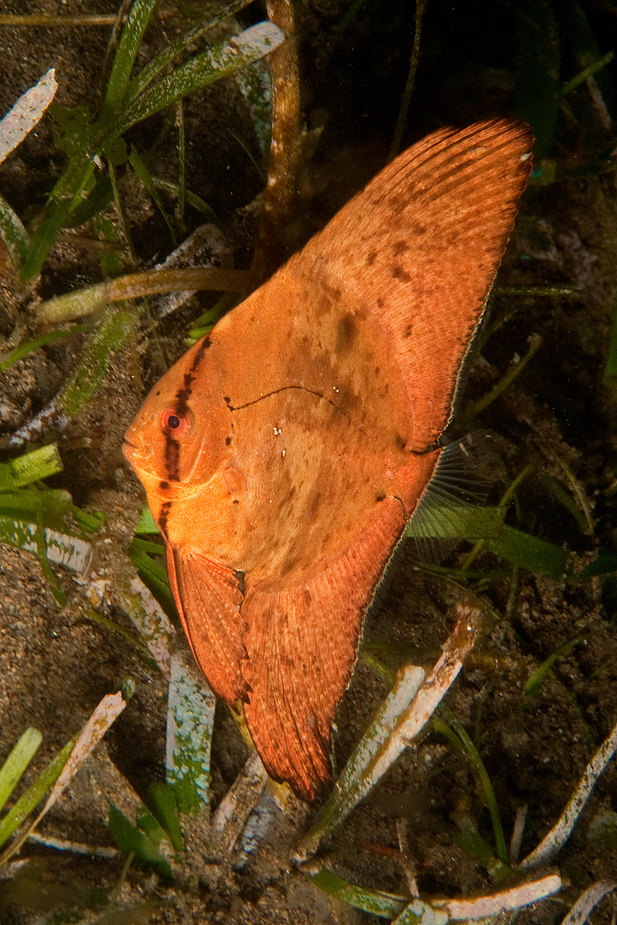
[[173, 335, 211, 414], [164, 335, 211, 485], [164, 434, 180, 482]]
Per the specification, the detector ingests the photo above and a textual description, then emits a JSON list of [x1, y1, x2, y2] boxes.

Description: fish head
[[123, 334, 233, 499]]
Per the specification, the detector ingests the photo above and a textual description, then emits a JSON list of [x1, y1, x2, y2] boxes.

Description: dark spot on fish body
[[336, 384, 359, 414], [159, 480, 170, 491], [412, 222, 427, 236], [165, 435, 180, 482], [394, 433, 407, 450], [390, 192, 409, 215], [392, 265, 411, 282], [323, 280, 342, 302], [375, 492, 386, 502], [158, 500, 172, 537], [404, 323, 413, 338], [336, 314, 357, 356], [366, 250, 377, 266], [308, 490, 323, 518], [315, 279, 343, 316], [225, 436, 232, 446], [392, 240, 409, 255]]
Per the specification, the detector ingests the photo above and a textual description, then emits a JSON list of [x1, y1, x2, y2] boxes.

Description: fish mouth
[[122, 437, 137, 458], [122, 436, 160, 483], [122, 437, 147, 467]]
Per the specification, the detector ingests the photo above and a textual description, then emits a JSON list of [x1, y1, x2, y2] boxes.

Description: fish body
[[124, 119, 533, 799]]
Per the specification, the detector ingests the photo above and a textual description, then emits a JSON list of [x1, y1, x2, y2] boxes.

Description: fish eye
[[161, 407, 192, 437]]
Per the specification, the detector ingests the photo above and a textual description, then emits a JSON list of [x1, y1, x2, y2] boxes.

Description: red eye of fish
[[161, 408, 191, 436]]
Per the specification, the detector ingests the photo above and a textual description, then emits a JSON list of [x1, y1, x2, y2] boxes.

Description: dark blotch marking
[[392, 240, 409, 255], [235, 569, 246, 595], [164, 435, 180, 482], [225, 436, 232, 446], [366, 250, 377, 266], [412, 221, 427, 236], [323, 281, 342, 301], [159, 480, 170, 491], [377, 296, 385, 309], [375, 492, 386, 502], [232, 498, 239, 504], [392, 265, 411, 283], [279, 553, 301, 578], [394, 433, 407, 450], [308, 490, 322, 518], [390, 193, 408, 215], [316, 279, 342, 315], [158, 500, 172, 537], [336, 314, 357, 355], [404, 323, 413, 338], [173, 335, 211, 415], [336, 384, 359, 414], [410, 440, 441, 456]]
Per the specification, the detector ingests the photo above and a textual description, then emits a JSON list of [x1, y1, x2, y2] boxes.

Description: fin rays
[[241, 497, 406, 799], [169, 547, 248, 704]]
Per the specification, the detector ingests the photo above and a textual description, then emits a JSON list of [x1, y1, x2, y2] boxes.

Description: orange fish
[[123, 119, 532, 800]]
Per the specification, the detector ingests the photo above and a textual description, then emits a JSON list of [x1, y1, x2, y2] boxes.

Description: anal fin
[[167, 546, 248, 704], [241, 496, 407, 800]]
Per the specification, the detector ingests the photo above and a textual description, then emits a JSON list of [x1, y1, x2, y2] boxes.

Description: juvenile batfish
[[123, 119, 533, 800]]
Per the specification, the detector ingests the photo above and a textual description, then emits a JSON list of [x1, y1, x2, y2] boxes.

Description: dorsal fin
[[296, 119, 533, 452]]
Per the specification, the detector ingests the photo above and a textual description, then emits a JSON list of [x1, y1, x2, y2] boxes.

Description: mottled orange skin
[[124, 119, 533, 799]]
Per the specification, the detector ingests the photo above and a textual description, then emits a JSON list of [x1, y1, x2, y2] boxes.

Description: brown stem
[[250, 0, 302, 285]]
